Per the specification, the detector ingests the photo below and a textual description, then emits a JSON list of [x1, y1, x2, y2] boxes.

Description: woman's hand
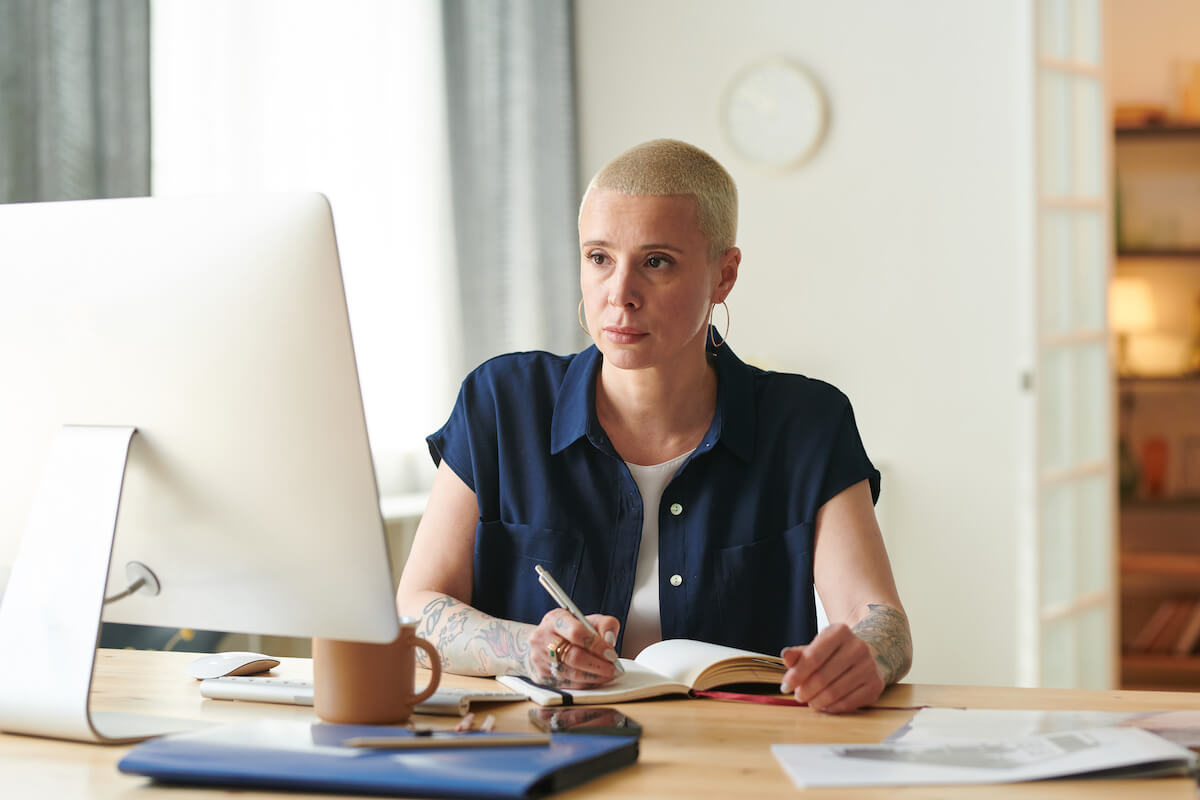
[[779, 623, 886, 713], [526, 609, 621, 688]]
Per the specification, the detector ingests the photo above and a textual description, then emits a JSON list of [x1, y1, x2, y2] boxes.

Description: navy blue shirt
[[427, 337, 880, 656]]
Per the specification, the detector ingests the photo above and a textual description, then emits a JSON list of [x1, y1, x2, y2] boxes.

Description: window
[[151, 0, 456, 497]]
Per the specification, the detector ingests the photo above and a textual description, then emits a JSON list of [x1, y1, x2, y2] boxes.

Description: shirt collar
[[550, 345, 603, 454], [549, 331, 756, 462]]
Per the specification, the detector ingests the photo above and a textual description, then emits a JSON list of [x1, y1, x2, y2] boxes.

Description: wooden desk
[[3, 649, 1200, 798]]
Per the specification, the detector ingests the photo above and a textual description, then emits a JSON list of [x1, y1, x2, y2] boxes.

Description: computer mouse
[[185, 651, 280, 680]]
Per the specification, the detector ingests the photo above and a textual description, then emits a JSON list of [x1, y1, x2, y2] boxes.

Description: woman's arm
[[779, 479, 912, 711], [395, 460, 529, 675], [395, 461, 619, 686], [814, 479, 911, 684]]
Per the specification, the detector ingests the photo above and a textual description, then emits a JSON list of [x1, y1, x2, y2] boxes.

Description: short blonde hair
[[583, 139, 738, 260]]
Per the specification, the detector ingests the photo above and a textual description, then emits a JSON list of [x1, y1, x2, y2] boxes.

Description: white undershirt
[[621, 451, 691, 658]]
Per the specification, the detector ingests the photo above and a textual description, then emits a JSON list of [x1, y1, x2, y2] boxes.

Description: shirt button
[[669, 503, 683, 516], [670, 574, 683, 587]]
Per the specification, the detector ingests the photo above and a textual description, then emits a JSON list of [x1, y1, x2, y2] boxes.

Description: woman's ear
[[713, 247, 741, 303]]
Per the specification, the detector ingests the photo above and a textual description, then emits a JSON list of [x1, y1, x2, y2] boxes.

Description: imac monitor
[[0, 194, 400, 742]]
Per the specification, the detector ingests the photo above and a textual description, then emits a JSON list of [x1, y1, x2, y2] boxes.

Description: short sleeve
[[426, 377, 484, 494], [816, 398, 881, 508]]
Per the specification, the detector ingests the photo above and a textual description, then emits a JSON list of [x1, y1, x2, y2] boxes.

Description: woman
[[396, 139, 911, 712]]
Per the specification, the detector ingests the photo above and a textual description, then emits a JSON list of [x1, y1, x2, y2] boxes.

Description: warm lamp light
[[1109, 277, 1158, 375], [1109, 277, 1156, 333]]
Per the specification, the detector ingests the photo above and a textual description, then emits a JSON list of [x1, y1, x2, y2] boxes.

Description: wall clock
[[721, 59, 828, 170]]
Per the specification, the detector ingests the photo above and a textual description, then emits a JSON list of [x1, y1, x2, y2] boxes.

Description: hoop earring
[[578, 298, 591, 336], [708, 301, 730, 349]]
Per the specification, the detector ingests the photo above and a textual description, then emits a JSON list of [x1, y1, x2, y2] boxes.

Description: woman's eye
[[587, 252, 607, 265], [646, 255, 670, 269]]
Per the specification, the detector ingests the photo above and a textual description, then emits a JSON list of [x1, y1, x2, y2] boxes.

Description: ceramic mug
[[312, 616, 441, 724]]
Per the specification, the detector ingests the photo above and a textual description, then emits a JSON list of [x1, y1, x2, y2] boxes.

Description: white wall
[[575, 0, 1033, 686]]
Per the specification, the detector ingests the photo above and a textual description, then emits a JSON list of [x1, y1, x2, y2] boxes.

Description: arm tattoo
[[851, 603, 912, 685], [413, 593, 535, 677]]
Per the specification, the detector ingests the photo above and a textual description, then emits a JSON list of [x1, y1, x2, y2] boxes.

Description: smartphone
[[528, 707, 642, 737]]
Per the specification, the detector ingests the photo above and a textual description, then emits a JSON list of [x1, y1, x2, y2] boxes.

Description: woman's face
[[578, 189, 737, 373]]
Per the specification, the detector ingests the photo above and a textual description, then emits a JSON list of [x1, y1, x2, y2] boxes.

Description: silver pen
[[535, 564, 624, 673]]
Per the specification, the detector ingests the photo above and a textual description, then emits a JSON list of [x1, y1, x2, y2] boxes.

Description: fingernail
[[604, 649, 619, 663], [780, 681, 792, 694], [604, 631, 616, 646]]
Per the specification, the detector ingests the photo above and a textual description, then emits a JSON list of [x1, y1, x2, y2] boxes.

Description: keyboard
[[198, 677, 524, 716]]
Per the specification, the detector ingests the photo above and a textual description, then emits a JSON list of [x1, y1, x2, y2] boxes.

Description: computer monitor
[[0, 193, 400, 742]]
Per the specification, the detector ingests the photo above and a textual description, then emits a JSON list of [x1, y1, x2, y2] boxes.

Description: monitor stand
[[0, 426, 203, 743]]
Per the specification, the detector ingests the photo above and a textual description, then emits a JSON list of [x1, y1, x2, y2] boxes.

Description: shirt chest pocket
[[713, 522, 817, 653], [472, 520, 584, 625]]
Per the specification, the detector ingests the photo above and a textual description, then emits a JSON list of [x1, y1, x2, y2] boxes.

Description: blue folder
[[117, 719, 638, 798]]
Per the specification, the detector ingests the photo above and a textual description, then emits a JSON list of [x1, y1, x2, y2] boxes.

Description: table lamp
[[1109, 276, 1157, 376]]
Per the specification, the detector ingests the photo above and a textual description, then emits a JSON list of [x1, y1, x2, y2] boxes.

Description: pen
[[343, 733, 551, 750], [534, 564, 624, 674]]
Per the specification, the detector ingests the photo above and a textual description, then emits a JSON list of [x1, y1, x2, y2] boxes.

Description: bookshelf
[[1115, 333, 1200, 689], [1114, 122, 1200, 257], [1119, 504, 1200, 690]]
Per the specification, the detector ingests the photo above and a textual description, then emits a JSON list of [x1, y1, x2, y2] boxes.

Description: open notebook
[[498, 639, 786, 706]]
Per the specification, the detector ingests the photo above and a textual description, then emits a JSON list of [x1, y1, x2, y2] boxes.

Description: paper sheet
[[771, 727, 1195, 788]]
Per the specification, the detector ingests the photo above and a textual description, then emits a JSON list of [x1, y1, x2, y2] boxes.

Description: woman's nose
[[607, 264, 640, 308]]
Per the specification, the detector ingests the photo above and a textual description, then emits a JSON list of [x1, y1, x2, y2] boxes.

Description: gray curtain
[[0, 0, 150, 203], [0, 0, 205, 652], [442, 0, 586, 373]]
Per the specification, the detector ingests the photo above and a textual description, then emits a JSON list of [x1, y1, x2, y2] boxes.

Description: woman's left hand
[[779, 623, 885, 713]]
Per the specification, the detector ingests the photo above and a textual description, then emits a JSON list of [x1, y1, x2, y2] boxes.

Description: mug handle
[[409, 637, 442, 705]]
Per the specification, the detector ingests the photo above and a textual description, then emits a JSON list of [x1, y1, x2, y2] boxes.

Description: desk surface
[[3, 648, 1200, 798]]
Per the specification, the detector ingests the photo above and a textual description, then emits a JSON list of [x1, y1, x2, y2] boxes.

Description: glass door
[[1028, 0, 1114, 689]]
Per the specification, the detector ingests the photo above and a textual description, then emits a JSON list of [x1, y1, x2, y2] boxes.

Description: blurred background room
[[3, 0, 1199, 692]]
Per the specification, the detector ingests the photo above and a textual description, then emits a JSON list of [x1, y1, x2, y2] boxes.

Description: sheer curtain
[[442, 0, 586, 374], [151, 0, 582, 498], [151, 0, 459, 497], [0, 0, 150, 202]]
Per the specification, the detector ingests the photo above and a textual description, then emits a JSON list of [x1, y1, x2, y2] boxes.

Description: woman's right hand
[[526, 608, 621, 688]]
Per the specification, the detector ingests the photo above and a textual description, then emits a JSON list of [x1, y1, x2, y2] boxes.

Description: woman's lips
[[603, 326, 648, 344]]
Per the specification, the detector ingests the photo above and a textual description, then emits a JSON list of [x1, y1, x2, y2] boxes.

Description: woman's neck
[[594, 349, 718, 466]]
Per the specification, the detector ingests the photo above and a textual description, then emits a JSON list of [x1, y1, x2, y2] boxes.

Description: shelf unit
[[1111, 122, 1200, 689], [1118, 466, 1200, 691], [1119, 375, 1200, 385], [1120, 545, 1200, 689], [1117, 249, 1200, 259], [1115, 121, 1200, 258], [1115, 122, 1200, 139]]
